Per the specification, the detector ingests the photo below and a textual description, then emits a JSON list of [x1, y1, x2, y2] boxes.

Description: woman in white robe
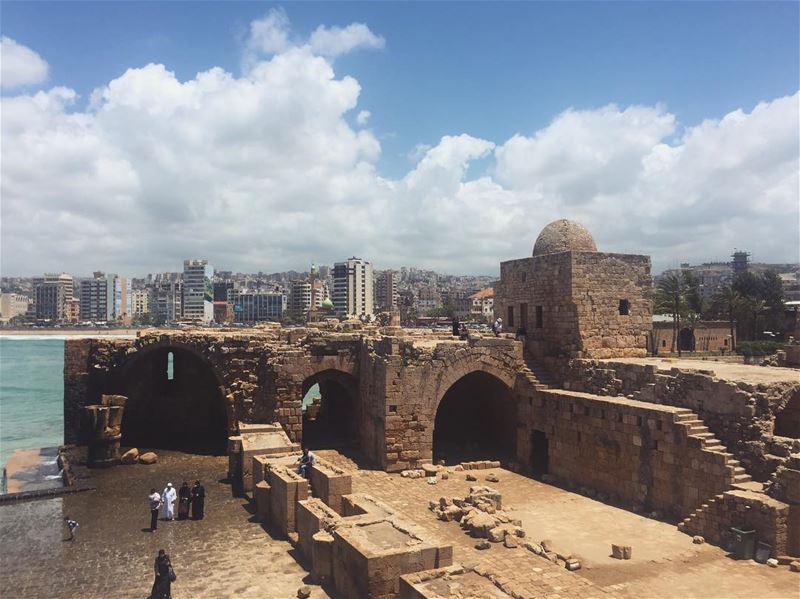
[[161, 483, 177, 520]]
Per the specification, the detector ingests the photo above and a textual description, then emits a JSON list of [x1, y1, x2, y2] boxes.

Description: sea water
[[0, 337, 65, 469]]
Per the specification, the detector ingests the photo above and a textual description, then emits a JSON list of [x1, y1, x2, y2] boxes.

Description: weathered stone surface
[[120, 448, 139, 464], [138, 452, 158, 465], [612, 544, 632, 560]]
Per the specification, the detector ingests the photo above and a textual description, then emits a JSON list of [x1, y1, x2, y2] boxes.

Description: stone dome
[[532, 219, 597, 256]]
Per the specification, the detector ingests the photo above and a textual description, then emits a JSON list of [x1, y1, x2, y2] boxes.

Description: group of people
[[148, 480, 205, 531]]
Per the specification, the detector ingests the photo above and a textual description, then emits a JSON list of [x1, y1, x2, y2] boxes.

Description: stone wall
[[495, 251, 651, 359], [561, 360, 800, 482], [514, 385, 737, 518]]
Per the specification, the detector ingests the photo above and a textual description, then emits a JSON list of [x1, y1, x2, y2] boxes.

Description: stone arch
[[119, 342, 230, 454], [432, 369, 517, 465], [270, 352, 360, 446], [427, 352, 518, 414], [775, 391, 800, 438], [300, 368, 361, 449]]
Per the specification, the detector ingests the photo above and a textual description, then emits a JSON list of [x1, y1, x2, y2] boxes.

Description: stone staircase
[[672, 408, 764, 535], [519, 355, 557, 390]]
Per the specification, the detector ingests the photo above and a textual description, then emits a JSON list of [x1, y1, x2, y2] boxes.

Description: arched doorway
[[433, 371, 516, 465], [121, 346, 228, 454], [301, 369, 359, 449]]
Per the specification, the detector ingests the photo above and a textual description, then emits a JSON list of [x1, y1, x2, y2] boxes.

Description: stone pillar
[[84, 394, 127, 467]]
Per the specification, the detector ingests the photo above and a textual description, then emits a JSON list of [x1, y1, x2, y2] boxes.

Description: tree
[[711, 284, 741, 351], [655, 272, 689, 356]]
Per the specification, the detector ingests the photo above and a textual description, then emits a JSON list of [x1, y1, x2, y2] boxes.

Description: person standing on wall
[[148, 488, 162, 532], [191, 480, 205, 520]]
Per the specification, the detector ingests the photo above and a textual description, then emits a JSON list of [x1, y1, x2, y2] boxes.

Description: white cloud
[[243, 8, 383, 71], [308, 23, 385, 57], [1, 18, 797, 277], [356, 109, 371, 126], [0, 37, 49, 89]]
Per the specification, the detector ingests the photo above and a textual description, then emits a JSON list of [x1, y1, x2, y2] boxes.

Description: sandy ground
[[604, 357, 800, 384], [1, 450, 797, 599]]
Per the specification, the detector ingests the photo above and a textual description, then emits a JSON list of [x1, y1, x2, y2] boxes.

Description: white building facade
[[332, 257, 374, 317]]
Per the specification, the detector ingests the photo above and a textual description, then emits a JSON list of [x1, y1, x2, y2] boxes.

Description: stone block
[[254, 481, 271, 523], [612, 544, 632, 560], [312, 531, 334, 583]]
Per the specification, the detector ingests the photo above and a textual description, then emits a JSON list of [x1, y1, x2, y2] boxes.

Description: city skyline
[[1, 2, 798, 277]]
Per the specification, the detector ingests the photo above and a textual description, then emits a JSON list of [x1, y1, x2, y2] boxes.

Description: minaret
[[308, 262, 317, 322]]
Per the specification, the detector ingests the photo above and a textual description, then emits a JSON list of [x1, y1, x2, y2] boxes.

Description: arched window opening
[[433, 371, 515, 466], [301, 370, 359, 450], [122, 347, 227, 454]]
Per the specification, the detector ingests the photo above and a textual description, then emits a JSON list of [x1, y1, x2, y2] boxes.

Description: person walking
[[161, 483, 177, 521], [451, 316, 460, 337], [64, 516, 79, 541], [191, 480, 205, 520], [177, 482, 191, 521], [151, 549, 174, 599], [148, 488, 162, 532]]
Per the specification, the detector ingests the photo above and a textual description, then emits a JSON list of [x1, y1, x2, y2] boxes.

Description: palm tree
[[712, 284, 741, 352], [656, 272, 689, 356]]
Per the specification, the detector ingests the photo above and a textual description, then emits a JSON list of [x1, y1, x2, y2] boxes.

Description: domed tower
[[494, 219, 652, 360], [532, 219, 597, 256]]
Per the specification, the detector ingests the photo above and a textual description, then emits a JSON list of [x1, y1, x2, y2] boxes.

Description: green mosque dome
[[320, 298, 334, 309]]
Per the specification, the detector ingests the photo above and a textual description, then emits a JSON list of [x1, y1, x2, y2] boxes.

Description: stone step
[[733, 474, 752, 483], [689, 425, 709, 434], [732, 481, 764, 492], [692, 432, 715, 439]]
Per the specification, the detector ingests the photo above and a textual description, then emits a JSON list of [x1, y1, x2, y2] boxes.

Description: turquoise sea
[[0, 337, 65, 469]]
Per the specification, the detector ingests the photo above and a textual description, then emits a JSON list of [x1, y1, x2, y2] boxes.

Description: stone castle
[[64, 220, 800, 566]]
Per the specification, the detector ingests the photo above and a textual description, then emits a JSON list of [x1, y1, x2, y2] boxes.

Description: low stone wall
[[561, 360, 800, 481], [682, 490, 791, 557], [516, 388, 738, 518]]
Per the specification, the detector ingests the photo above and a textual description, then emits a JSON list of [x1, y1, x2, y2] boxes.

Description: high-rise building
[[289, 280, 312, 315], [0, 293, 31, 323], [182, 259, 214, 324], [154, 280, 183, 323], [731, 251, 750, 275], [375, 270, 398, 311], [33, 273, 73, 321], [332, 257, 374, 317], [130, 288, 151, 318], [79, 272, 114, 322], [79, 272, 130, 322]]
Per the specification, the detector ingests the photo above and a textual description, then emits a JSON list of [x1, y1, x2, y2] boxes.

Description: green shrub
[[735, 340, 781, 357]]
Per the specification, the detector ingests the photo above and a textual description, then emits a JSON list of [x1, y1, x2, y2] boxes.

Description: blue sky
[[1, 2, 798, 275], [5, 1, 798, 176]]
